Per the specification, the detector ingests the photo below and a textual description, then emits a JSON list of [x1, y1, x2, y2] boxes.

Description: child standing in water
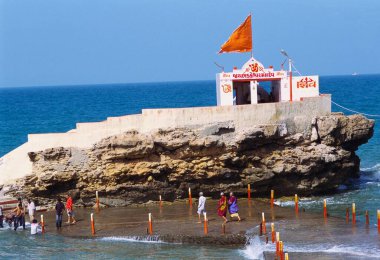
[[30, 219, 40, 235], [197, 192, 206, 223]]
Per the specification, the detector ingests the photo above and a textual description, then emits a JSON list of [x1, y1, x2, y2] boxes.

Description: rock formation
[[2, 113, 374, 207]]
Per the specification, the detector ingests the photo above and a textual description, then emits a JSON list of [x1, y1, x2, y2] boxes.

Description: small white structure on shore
[[216, 57, 319, 106]]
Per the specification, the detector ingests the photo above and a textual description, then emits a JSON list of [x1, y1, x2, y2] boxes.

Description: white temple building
[[216, 57, 320, 106]]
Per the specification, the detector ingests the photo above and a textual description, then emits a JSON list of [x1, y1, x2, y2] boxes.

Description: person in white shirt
[[197, 192, 206, 223], [27, 199, 36, 222], [30, 219, 40, 235]]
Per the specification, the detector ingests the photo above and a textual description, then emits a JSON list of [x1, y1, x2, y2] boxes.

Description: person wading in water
[[12, 203, 25, 231], [55, 197, 65, 229], [228, 192, 241, 221], [217, 192, 228, 224], [197, 192, 206, 223], [27, 199, 36, 222], [65, 194, 76, 224], [0, 206, 3, 228]]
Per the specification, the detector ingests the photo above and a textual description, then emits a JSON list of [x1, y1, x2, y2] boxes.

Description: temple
[[216, 57, 319, 106]]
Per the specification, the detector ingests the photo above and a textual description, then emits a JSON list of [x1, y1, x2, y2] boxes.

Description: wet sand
[[39, 198, 380, 259]]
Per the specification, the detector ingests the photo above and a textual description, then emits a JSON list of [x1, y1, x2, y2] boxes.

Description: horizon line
[[1, 72, 379, 89]]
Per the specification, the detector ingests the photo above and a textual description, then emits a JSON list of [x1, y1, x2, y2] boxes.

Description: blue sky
[[1, 0, 379, 87]]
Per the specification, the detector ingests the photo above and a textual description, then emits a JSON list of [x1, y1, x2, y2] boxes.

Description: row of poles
[[259, 212, 288, 259], [323, 199, 380, 228], [36, 186, 378, 260], [91, 187, 380, 250], [258, 189, 380, 259], [250, 186, 379, 230], [147, 188, 209, 235]]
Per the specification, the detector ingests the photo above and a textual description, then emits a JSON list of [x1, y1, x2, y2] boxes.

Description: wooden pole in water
[[276, 232, 280, 256], [285, 252, 289, 260], [96, 191, 99, 212], [270, 190, 274, 207], [346, 207, 349, 223], [262, 212, 266, 234], [323, 199, 327, 219], [91, 213, 95, 235], [271, 223, 275, 243], [203, 212, 208, 235], [159, 195, 162, 208], [365, 210, 369, 226], [352, 203, 356, 225], [148, 213, 153, 235], [295, 194, 299, 214], [247, 184, 251, 201], [41, 214, 45, 234], [377, 210, 380, 233], [279, 241, 284, 260], [188, 188, 192, 207]]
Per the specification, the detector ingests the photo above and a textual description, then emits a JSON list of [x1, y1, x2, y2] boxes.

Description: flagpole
[[250, 12, 253, 58]]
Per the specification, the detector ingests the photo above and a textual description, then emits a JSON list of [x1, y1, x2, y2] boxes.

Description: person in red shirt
[[65, 194, 76, 224]]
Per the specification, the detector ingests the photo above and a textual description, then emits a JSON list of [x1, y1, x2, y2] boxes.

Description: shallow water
[[276, 165, 380, 225], [0, 229, 246, 259], [0, 75, 379, 259], [2, 202, 380, 260]]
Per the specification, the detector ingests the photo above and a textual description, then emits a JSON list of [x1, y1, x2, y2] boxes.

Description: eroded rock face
[[4, 113, 374, 207]]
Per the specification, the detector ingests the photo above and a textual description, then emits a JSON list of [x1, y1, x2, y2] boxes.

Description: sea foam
[[99, 236, 163, 244], [239, 236, 267, 260]]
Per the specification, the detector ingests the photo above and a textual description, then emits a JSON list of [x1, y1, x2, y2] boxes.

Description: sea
[[0, 75, 379, 259]]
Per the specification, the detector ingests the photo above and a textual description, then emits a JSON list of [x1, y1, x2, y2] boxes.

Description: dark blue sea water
[[0, 81, 216, 157], [0, 75, 379, 259]]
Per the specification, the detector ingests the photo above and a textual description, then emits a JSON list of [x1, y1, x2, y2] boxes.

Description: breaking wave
[[240, 238, 380, 259], [361, 163, 380, 173], [360, 163, 380, 182], [98, 235, 163, 243], [239, 236, 266, 260], [286, 243, 380, 258]]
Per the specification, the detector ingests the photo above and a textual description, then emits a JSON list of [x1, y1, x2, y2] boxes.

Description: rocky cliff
[[2, 113, 374, 207]]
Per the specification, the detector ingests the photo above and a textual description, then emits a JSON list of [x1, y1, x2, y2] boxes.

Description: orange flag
[[219, 15, 252, 53]]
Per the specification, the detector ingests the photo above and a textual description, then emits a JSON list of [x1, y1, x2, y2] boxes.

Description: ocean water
[[0, 226, 247, 259], [0, 75, 379, 259]]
